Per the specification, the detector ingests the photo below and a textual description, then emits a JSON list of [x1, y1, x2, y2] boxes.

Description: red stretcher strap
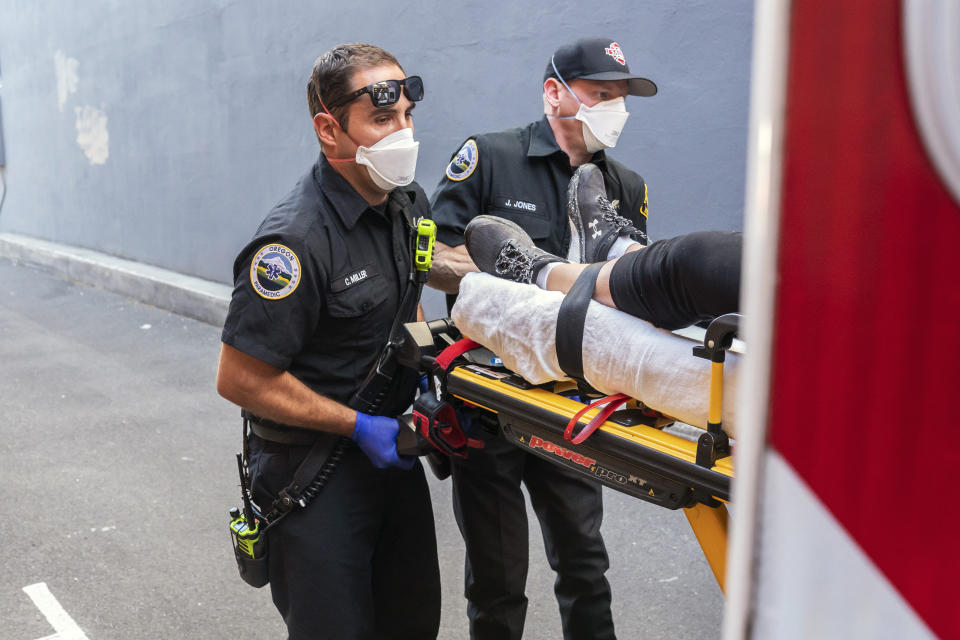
[[564, 394, 631, 445], [435, 338, 481, 371]]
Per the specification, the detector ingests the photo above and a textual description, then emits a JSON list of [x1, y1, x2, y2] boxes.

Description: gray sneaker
[[464, 215, 566, 284], [566, 163, 648, 263]]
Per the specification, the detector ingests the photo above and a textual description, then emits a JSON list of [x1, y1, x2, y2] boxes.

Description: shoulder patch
[[640, 183, 649, 218], [250, 244, 301, 300], [445, 139, 479, 182]]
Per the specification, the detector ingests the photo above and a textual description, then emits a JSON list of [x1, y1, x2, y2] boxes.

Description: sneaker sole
[[566, 170, 586, 263]]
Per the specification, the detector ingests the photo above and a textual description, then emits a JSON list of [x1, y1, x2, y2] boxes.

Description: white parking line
[[22, 582, 90, 640]]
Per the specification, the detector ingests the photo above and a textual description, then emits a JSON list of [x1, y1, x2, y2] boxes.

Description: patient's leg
[[543, 261, 617, 306], [615, 232, 741, 328], [548, 232, 742, 329], [463, 214, 741, 329]]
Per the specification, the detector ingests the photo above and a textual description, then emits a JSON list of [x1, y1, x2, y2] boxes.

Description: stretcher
[[396, 282, 739, 591]]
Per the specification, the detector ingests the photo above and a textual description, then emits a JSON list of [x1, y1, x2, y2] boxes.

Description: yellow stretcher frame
[[396, 315, 739, 591], [445, 365, 733, 592]]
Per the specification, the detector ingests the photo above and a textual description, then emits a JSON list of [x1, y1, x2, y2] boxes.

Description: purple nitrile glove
[[352, 411, 415, 470]]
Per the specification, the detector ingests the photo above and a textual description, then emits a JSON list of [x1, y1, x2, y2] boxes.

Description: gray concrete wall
[[0, 0, 753, 286]]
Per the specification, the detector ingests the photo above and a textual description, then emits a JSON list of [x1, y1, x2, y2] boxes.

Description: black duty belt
[[245, 412, 319, 446]]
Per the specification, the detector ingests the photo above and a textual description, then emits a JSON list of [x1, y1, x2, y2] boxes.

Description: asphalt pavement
[[0, 259, 723, 639]]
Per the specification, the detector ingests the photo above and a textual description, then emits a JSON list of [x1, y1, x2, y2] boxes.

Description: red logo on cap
[[604, 42, 626, 66]]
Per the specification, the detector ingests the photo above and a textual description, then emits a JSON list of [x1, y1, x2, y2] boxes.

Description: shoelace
[[494, 241, 536, 284], [596, 196, 649, 244]]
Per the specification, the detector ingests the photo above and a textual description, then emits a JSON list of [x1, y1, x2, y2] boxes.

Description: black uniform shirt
[[430, 117, 649, 256], [221, 153, 429, 416]]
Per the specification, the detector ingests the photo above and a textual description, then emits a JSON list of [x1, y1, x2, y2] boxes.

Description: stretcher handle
[[692, 314, 740, 468], [692, 313, 741, 428], [692, 313, 740, 364]]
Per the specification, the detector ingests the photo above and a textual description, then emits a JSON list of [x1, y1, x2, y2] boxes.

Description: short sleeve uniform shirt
[[221, 153, 429, 417], [430, 117, 649, 256]]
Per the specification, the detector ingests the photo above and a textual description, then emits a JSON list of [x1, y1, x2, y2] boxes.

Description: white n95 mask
[[355, 128, 420, 190], [575, 97, 629, 152]]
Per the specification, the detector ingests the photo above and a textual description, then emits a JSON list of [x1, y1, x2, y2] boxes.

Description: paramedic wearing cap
[[428, 38, 656, 640], [216, 43, 440, 639]]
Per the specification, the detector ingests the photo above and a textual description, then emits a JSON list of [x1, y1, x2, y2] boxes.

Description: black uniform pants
[[249, 435, 441, 640], [609, 230, 742, 330], [451, 433, 615, 640]]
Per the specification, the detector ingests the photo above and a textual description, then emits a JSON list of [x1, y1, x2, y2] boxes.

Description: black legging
[[608, 231, 742, 330]]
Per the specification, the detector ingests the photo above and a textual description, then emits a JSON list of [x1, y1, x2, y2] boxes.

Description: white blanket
[[451, 273, 740, 435]]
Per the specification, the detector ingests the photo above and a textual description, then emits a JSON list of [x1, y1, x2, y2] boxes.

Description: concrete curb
[[0, 232, 231, 326]]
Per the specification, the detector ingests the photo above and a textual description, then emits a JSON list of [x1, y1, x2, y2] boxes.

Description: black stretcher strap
[[284, 436, 344, 501], [555, 262, 604, 382]]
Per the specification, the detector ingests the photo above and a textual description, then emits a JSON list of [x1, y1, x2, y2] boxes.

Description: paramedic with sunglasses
[[427, 37, 656, 640], [217, 43, 440, 639]]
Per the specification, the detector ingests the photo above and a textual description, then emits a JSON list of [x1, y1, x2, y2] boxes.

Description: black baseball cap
[[544, 37, 657, 97]]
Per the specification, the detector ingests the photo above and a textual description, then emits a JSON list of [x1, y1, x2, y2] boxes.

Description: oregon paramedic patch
[[250, 244, 301, 300], [445, 139, 478, 182]]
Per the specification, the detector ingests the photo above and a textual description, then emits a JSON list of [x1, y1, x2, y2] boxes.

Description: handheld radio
[[414, 218, 436, 280], [229, 453, 269, 587]]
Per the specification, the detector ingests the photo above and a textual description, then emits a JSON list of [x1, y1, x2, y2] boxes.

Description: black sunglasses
[[328, 76, 425, 109]]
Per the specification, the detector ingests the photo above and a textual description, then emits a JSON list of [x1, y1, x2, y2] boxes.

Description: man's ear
[[543, 78, 562, 109], [313, 112, 339, 147]]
